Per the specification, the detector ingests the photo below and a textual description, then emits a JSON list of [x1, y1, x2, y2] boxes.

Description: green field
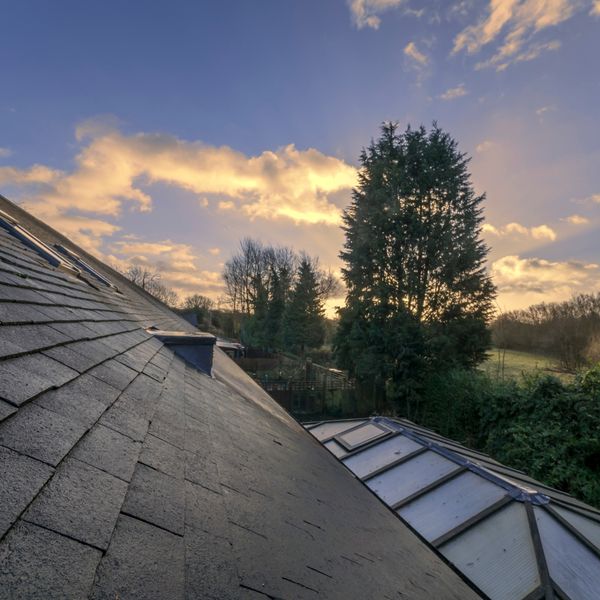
[[480, 347, 573, 381]]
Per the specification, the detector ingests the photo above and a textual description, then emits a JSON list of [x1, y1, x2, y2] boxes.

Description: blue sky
[[1, 0, 599, 312]]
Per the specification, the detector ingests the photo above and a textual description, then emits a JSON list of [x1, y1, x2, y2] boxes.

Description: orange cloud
[[454, 0, 582, 70], [491, 254, 600, 310], [404, 41, 429, 65], [483, 221, 557, 240], [563, 214, 590, 225], [348, 0, 407, 29], [2, 122, 356, 233], [108, 237, 225, 299]]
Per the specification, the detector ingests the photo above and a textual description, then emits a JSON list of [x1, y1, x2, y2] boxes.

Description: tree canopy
[[223, 238, 337, 352], [335, 122, 495, 403]]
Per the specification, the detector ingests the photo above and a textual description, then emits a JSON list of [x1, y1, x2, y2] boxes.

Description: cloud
[[563, 214, 590, 225], [440, 83, 468, 100], [483, 221, 557, 240], [482, 223, 500, 235], [491, 254, 600, 308], [218, 200, 235, 211], [0, 147, 12, 158], [108, 237, 225, 297], [476, 39, 562, 71], [476, 140, 495, 152], [530, 224, 557, 240], [0, 122, 357, 254], [454, 0, 583, 70], [24, 202, 121, 255], [448, 0, 480, 20], [572, 192, 600, 204], [592, 0, 600, 15], [404, 41, 429, 66], [111, 239, 197, 271], [536, 104, 557, 116], [0, 122, 358, 303], [348, 0, 406, 29], [163, 270, 225, 297], [0, 164, 62, 185], [453, 0, 519, 54]]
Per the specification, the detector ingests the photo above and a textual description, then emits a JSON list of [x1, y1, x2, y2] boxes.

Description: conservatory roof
[[305, 416, 600, 600], [0, 194, 480, 599]]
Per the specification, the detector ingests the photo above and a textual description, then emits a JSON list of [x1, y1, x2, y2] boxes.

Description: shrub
[[415, 366, 600, 507]]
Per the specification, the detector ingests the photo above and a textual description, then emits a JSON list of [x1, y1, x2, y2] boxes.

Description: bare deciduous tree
[[118, 265, 180, 308], [223, 238, 340, 314]]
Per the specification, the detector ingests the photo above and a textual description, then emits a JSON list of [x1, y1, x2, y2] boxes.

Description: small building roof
[[0, 195, 479, 599], [306, 416, 600, 600]]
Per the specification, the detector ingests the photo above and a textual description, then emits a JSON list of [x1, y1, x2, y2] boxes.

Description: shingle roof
[[0, 195, 480, 599], [305, 416, 600, 600]]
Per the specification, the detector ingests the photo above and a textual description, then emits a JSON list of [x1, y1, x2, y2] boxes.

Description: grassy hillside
[[480, 347, 573, 381]]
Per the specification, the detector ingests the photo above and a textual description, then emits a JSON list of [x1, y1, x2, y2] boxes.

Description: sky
[[1, 0, 599, 314]]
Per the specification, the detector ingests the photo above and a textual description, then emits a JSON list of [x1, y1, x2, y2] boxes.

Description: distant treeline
[[492, 293, 600, 370]]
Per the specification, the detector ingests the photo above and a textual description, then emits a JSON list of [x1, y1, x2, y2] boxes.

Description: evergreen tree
[[263, 266, 287, 350], [283, 257, 326, 355], [241, 277, 268, 348], [335, 122, 495, 405]]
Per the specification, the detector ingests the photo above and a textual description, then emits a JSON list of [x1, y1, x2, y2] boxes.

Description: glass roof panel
[[440, 503, 540, 600], [309, 421, 365, 441], [397, 471, 507, 542], [366, 451, 460, 506], [550, 505, 600, 549], [337, 423, 388, 448], [535, 507, 600, 600], [324, 439, 347, 459], [342, 435, 422, 479]]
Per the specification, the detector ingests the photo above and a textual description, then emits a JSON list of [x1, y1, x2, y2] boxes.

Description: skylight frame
[[333, 421, 392, 451], [0, 209, 79, 276], [53, 244, 118, 290]]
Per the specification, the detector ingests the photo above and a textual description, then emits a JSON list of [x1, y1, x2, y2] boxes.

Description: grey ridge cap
[[0, 194, 480, 600]]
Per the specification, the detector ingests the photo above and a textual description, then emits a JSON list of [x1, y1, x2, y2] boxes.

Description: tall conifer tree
[[335, 123, 495, 402], [283, 257, 326, 355]]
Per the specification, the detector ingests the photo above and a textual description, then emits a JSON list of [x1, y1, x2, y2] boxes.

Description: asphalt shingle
[[0, 399, 16, 423], [184, 526, 238, 600], [139, 434, 185, 479], [23, 458, 127, 550], [0, 302, 50, 325], [0, 446, 54, 537], [90, 514, 184, 600], [98, 401, 149, 443], [0, 403, 87, 466], [0, 325, 69, 359], [42, 339, 117, 373], [0, 353, 78, 407], [0, 520, 102, 600], [121, 462, 185, 536], [71, 423, 141, 482], [148, 403, 186, 450], [88, 357, 139, 390], [33, 374, 120, 429]]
